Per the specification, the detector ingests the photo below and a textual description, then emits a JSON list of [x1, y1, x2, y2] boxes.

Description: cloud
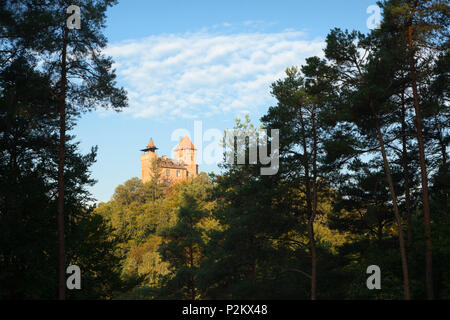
[[105, 28, 325, 120]]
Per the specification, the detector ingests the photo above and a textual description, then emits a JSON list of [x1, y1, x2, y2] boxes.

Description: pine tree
[[377, 0, 449, 298], [158, 181, 211, 299], [1, 0, 128, 299], [323, 27, 411, 299], [0, 56, 124, 299]]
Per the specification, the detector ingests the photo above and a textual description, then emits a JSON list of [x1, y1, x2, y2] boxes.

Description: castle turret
[[174, 136, 198, 177], [141, 138, 158, 153], [140, 138, 159, 184]]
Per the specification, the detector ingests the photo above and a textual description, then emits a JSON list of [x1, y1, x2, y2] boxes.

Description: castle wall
[[161, 167, 190, 184]]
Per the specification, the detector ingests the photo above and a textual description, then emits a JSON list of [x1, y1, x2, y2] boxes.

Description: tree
[[198, 117, 309, 299], [0, 0, 128, 299], [322, 27, 412, 299], [158, 196, 206, 299], [377, 0, 449, 298], [0, 56, 124, 299], [158, 176, 213, 299], [261, 68, 314, 299]]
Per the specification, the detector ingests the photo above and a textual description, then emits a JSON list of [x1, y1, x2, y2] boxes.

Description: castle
[[140, 136, 198, 184]]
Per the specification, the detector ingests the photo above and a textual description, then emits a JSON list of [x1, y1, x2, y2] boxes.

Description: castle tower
[[140, 138, 159, 184], [174, 136, 198, 177]]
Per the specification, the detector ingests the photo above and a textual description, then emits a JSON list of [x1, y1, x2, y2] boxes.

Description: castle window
[[186, 171, 189, 177], [166, 170, 170, 176], [176, 170, 180, 177]]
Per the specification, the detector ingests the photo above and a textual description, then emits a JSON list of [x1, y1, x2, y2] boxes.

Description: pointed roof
[[141, 137, 158, 152], [147, 138, 157, 149], [175, 136, 196, 151]]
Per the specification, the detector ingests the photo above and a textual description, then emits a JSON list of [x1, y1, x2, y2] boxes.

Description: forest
[[0, 0, 449, 300]]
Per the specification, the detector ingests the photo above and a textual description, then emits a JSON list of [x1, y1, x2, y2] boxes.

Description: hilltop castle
[[140, 136, 198, 184]]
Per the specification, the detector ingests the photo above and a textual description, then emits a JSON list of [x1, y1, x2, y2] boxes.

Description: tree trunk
[[432, 112, 448, 212], [310, 107, 318, 301], [371, 102, 411, 300], [436, 124, 448, 211], [298, 105, 316, 300], [408, 24, 434, 300], [57, 27, 69, 301], [401, 93, 414, 264], [188, 245, 196, 300]]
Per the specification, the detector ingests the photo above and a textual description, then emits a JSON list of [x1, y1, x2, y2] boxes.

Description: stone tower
[[140, 138, 159, 183], [174, 136, 198, 178]]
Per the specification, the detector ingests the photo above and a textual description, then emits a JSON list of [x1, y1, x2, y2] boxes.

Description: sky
[[72, 0, 380, 203]]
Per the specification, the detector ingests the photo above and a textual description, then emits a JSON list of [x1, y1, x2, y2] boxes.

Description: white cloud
[[105, 29, 325, 120]]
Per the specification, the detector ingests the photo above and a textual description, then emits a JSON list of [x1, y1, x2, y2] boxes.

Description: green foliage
[[94, 173, 215, 299], [0, 58, 124, 299]]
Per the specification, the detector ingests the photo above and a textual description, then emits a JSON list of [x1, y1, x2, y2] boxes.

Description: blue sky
[[73, 0, 379, 203]]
